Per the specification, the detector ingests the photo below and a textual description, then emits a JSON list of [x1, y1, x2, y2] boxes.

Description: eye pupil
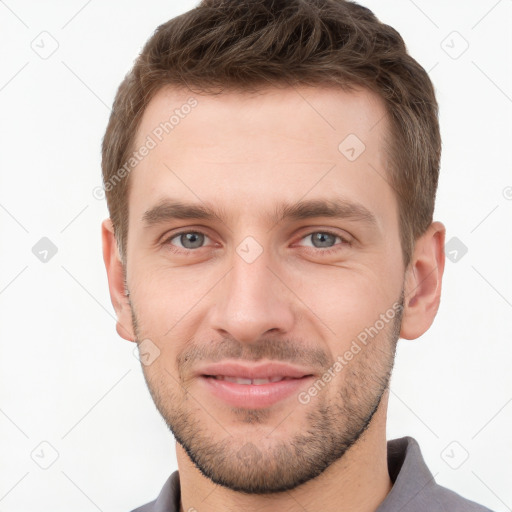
[[181, 232, 204, 249], [312, 232, 336, 248]]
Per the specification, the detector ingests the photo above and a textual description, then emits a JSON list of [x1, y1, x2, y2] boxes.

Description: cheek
[[129, 249, 402, 349], [130, 265, 212, 331], [297, 266, 398, 341]]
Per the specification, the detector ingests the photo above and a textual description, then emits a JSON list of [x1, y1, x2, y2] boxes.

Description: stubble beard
[[131, 292, 403, 494]]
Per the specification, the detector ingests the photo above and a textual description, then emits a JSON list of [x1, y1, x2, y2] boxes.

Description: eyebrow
[[142, 198, 378, 229]]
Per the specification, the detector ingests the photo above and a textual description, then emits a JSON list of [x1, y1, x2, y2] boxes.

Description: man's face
[[122, 86, 406, 493]]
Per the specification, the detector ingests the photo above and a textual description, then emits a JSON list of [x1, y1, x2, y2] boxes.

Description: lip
[[195, 361, 314, 380], [196, 361, 315, 409]]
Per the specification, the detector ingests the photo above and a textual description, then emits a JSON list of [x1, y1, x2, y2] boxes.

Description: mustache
[[177, 336, 331, 379]]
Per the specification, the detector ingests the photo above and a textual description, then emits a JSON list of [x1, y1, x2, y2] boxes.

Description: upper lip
[[196, 361, 315, 379]]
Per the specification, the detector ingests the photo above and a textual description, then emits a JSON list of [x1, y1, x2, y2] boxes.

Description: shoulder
[[130, 500, 157, 512], [383, 437, 495, 512], [431, 483, 495, 512], [128, 471, 180, 512]]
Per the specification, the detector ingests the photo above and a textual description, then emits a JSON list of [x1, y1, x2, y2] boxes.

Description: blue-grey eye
[[177, 232, 205, 249], [309, 232, 338, 248]]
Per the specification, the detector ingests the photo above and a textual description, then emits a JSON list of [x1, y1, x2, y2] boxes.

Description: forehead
[[128, 85, 395, 231], [133, 84, 389, 155]]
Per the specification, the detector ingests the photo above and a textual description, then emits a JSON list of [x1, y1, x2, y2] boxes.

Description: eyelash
[[162, 230, 351, 256]]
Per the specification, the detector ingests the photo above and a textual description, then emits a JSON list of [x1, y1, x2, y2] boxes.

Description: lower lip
[[199, 375, 314, 409]]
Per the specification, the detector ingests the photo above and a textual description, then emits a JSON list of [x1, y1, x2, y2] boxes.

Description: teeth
[[224, 376, 252, 385], [214, 376, 289, 385], [253, 378, 271, 385]]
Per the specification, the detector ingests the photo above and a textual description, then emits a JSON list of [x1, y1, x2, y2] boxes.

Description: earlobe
[[400, 221, 446, 340], [101, 219, 136, 342]]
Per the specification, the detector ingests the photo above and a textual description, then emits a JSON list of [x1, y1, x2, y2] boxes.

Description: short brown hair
[[102, 0, 440, 267]]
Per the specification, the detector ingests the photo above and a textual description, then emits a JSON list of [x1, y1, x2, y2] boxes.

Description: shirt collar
[[376, 436, 438, 512]]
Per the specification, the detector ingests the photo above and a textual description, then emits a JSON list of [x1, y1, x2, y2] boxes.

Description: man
[[101, 1, 493, 511]]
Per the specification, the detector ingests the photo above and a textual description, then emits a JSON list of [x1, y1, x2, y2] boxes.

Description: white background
[[0, 1, 511, 511]]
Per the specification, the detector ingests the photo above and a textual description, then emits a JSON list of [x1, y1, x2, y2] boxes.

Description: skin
[[103, 85, 445, 512]]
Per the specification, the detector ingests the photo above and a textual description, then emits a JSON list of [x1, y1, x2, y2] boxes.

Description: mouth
[[203, 375, 305, 385], [196, 362, 316, 409], [195, 360, 314, 380]]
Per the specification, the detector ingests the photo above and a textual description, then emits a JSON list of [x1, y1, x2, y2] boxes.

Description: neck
[[177, 390, 392, 512]]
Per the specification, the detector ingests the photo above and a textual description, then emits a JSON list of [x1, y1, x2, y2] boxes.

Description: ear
[[400, 221, 446, 340], [101, 219, 136, 342]]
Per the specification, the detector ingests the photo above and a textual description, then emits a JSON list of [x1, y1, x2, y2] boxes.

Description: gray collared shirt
[[131, 436, 494, 512]]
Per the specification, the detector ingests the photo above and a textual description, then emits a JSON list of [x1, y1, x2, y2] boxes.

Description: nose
[[208, 249, 296, 344]]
